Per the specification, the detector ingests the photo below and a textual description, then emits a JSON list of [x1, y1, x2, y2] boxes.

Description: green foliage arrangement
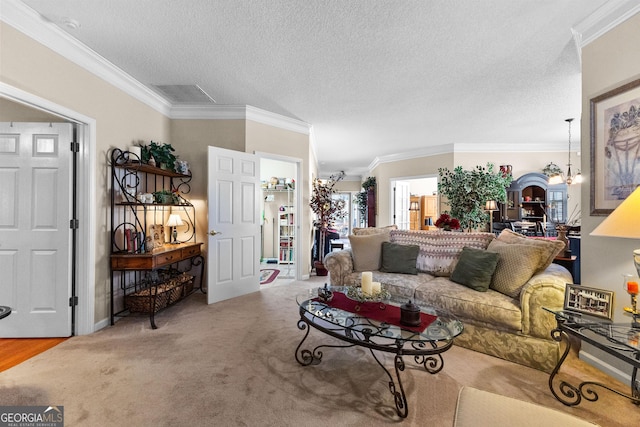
[[354, 191, 368, 224], [362, 176, 376, 191], [140, 141, 177, 171], [438, 163, 513, 231]]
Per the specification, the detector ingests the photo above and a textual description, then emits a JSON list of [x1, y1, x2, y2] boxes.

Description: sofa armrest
[[520, 263, 573, 339], [324, 249, 354, 286]]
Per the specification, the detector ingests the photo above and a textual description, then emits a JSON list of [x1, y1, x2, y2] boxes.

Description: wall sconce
[[165, 214, 184, 244]]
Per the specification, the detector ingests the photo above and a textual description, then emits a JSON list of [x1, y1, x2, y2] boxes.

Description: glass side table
[[544, 308, 640, 406]]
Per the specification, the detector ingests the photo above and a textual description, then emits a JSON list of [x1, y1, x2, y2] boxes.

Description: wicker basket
[[125, 274, 195, 313]]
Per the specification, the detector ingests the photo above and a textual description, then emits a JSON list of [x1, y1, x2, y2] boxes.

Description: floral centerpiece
[[434, 213, 460, 231]]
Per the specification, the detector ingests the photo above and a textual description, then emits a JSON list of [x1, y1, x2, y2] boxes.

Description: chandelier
[[547, 118, 582, 185]]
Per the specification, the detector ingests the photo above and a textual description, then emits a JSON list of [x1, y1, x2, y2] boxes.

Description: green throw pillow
[[450, 247, 500, 292], [380, 242, 419, 275]]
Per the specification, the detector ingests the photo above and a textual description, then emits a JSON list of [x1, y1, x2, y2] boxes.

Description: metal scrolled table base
[[295, 311, 449, 418], [549, 328, 640, 406]]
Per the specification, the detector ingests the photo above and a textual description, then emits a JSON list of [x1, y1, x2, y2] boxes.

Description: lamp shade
[[409, 201, 420, 211], [485, 200, 497, 211], [590, 186, 640, 239], [165, 214, 184, 228]]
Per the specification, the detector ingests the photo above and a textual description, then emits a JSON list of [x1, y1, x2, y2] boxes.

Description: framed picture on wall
[[563, 283, 614, 321], [590, 78, 640, 215]]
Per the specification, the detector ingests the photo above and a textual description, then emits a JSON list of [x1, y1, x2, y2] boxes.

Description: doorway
[[0, 85, 96, 337], [259, 155, 300, 281], [390, 176, 439, 230]]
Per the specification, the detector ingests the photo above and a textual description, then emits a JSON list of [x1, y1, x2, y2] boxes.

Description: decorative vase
[[314, 261, 328, 276], [556, 227, 570, 256]]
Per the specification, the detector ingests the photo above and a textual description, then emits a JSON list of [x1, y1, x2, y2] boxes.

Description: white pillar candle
[[361, 271, 373, 295], [371, 281, 381, 295], [128, 145, 142, 161]]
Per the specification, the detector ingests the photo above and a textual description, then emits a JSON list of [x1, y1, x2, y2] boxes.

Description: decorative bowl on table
[[345, 285, 391, 303]]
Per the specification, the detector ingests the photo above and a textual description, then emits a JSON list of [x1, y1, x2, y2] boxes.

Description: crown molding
[[369, 141, 571, 171], [1, 0, 311, 136], [0, 0, 172, 116], [369, 144, 455, 170], [169, 104, 311, 135], [573, 0, 640, 48]]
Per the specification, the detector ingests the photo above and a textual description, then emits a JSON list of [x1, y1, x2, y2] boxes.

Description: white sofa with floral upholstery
[[323, 228, 571, 372]]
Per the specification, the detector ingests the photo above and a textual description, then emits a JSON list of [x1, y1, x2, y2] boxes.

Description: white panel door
[[0, 122, 72, 337], [207, 146, 260, 304], [394, 181, 411, 230]]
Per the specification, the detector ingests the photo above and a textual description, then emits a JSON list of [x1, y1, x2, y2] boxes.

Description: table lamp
[[590, 186, 640, 325], [165, 214, 184, 244]]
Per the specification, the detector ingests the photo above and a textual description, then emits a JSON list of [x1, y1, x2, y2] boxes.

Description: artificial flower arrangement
[[434, 213, 461, 231]]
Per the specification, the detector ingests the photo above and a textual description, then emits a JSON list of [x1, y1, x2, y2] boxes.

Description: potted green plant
[[438, 163, 513, 231], [310, 172, 346, 274], [152, 189, 180, 205], [140, 141, 177, 171]]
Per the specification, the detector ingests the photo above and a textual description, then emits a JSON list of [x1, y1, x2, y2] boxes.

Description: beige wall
[[1, 21, 314, 326], [582, 14, 640, 314], [372, 153, 453, 226], [170, 119, 246, 252], [245, 120, 313, 274], [1, 22, 171, 323], [580, 12, 640, 376]]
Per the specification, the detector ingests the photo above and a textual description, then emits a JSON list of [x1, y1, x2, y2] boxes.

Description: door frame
[[389, 174, 439, 228], [255, 151, 304, 281], [1, 82, 96, 336]]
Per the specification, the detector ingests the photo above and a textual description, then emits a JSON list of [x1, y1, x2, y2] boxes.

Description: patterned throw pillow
[[487, 240, 548, 298], [348, 232, 390, 271], [390, 230, 495, 276], [496, 229, 565, 273]]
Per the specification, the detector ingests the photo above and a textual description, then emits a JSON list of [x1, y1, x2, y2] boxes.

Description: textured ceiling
[[20, 0, 611, 177]]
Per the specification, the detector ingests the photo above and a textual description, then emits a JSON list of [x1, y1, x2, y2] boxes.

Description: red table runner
[[318, 292, 437, 333]]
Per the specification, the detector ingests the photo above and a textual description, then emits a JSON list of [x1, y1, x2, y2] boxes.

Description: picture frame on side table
[[590, 78, 640, 215], [564, 283, 614, 321]]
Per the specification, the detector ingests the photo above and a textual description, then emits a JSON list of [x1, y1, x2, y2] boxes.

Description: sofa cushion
[[496, 229, 564, 273], [348, 232, 390, 271], [380, 242, 419, 274], [390, 230, 495, 276], [450, 247, 499, 292], [352, 225, 397, 236], [413, 277, 522, 332], [487, 240, 548, 298]]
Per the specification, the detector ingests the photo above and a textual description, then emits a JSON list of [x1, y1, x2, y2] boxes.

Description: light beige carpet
[[0, 277, 637, 426]]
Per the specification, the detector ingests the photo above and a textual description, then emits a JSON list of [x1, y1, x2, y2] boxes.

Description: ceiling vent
[[151, 84, 216, 104]]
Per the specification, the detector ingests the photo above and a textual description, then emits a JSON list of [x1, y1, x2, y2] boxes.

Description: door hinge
[[69, 296, 78, 307], [70, 219, 79, 229], [70, 141, 80, 152]]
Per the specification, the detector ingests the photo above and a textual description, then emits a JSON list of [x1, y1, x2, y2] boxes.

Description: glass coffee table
[[295, 286, 463, 418]]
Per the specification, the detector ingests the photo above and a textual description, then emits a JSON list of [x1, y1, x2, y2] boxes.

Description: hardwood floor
[[0, 338, 67, 372]]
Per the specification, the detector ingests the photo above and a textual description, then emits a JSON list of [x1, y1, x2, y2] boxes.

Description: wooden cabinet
[[501, 172, 567, 226], [420, 195, 438, 229], [109, 148, 204, 329], [367, 188, 376, 227]]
